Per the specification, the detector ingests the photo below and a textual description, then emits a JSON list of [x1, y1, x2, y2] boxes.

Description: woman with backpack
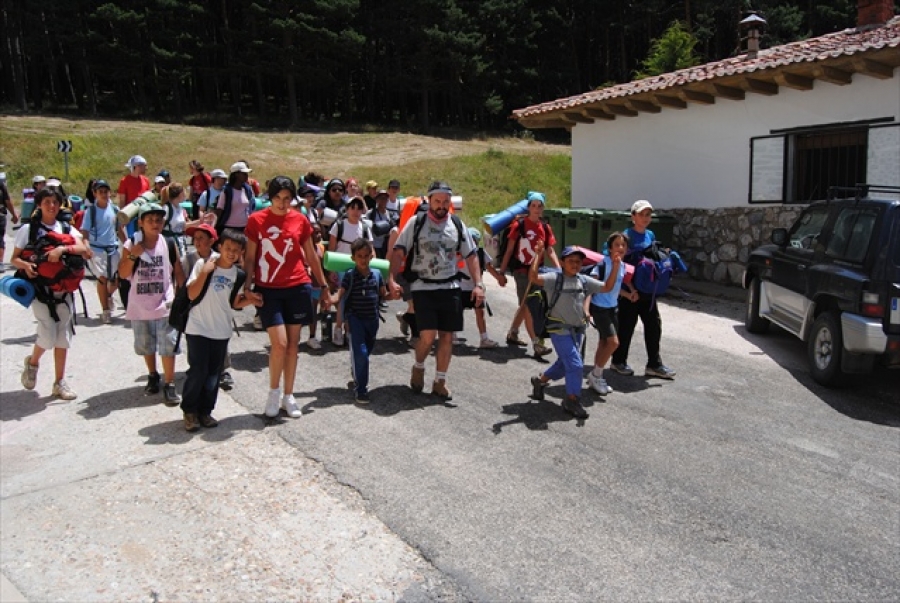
[[10, 188, 89, 401]]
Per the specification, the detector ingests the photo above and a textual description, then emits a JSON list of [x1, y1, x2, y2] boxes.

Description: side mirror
[[771, 228, 787, 246]]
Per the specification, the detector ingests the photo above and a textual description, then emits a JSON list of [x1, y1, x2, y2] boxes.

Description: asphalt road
[[221, 277, 900, 601]]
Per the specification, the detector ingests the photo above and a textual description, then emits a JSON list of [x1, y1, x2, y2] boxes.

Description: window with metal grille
[[792, 129, 867, 203]]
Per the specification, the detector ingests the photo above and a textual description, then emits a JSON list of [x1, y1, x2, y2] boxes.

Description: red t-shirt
[[117, 174, 150, 206], [509, 218, 556, 270], [249, 178, 261, 197], [189, 172, 212, 197], [245, 209, 313, 289]]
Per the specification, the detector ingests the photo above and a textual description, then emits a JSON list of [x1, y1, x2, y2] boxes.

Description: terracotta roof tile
[[514, 18, 900, 119]]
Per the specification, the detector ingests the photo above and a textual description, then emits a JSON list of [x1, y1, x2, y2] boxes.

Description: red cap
[[186, 223, 218, 241]]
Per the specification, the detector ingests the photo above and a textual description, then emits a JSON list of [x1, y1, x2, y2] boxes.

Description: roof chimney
[[740, 12, 767, 59], [858, 0, 894, 28]]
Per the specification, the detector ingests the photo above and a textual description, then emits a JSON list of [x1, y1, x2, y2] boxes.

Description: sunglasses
[[330, 187, 344, 193]]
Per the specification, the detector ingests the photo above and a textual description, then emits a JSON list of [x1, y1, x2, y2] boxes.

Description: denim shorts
[[132, 317, 180, 356]]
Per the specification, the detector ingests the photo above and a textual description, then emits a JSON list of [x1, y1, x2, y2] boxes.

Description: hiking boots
[[533, 339, 553, 357], [432, 379, 452, 400], [506, 330, 527, 346], [198, 414, 219, 428], [530, 376, 546, 401], [145, 372, 161, 395], [183, 413, 200, 432], [21, 356, 38, 390], [562, 396, 589, 419], [219, 371, 234, 391], [52, 379, 77, 401], [410, 366, 425, 393], [163, 383, 181, 406]]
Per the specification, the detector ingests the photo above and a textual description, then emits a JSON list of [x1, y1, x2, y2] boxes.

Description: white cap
[[230, 161, 252, 174], [0, 172, 6, 181], [631, 199, 653, 214], [126, 155, 148, 168], [210, 168, 228, 179], [46, 178, 62, 187], [33, 175, 46, 184], [154, 175, 166, 184]]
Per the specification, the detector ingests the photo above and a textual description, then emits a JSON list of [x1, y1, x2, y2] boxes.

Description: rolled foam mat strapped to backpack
[[0, 276, 36, 308], [323, 251, 390, 280]]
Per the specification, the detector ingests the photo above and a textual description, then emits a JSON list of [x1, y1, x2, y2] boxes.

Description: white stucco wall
[[571, 72, 900, 210]]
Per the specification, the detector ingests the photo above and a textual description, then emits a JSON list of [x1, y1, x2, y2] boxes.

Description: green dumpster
[[592, 210, 633, 251], [542, 208, 565, 255], [561, 208, 597, 251]]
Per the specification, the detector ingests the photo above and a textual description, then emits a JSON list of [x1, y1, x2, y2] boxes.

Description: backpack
[[15, 216, 86, 322], [87, 202, 120, 250], [496, 217, 551, 271], [402, 212, 466, 284], [215, 183, 256, 236], [128, 234, 177, 272], [335, 217, 371, 247], [526, 270, 587, 338], [169, 263, 247, 350], [630, 241, 674, 296]]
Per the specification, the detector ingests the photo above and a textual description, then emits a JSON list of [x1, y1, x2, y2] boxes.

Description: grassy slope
[[0, 116, 571, 222]]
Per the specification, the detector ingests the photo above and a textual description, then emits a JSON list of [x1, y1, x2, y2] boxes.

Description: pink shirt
[[124, 235, 175, 320]]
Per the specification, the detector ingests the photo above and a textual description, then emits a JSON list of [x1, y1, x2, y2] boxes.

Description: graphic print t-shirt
[[245, 209, 312, 289], [124, 234, 175, 320]]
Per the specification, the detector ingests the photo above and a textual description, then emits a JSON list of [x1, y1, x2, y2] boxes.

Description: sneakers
[[506, 331, 527, 346], [183, 413, 200, 432], [587, 372, 612, 395], [21, 356, 38, 390], [611, 363, 634, 376], [396, 311, 410, 337], [253, 315, 264, 331], [355, 392, 370, 404], [163, 383, 181, 406], [479, 338, 499, 349], [52, 379, 77, 401], [198, 414, 219, 428], [410, 366, 425, 393], [431, 379, 452, 400], [332, 326, 345, 347], [219, 371, 234, 391], [562, 396, 589, 419], [530, 376, 546, 401], [645, 364, 677, 379], [282, 394, 302, 418], [101, 310, 111, 324], [145, 372, 161, 395], [533, 340, 553, 357], [265, 389, 282, 417], [306, 337, 322, 350]]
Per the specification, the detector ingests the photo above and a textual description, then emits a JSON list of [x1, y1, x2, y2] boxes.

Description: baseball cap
[[154, 175, 166, 184], [298, 185, 316, 198], [347, 196, 366, 209], [138, 202, 167, 218], [126, 155, 148, 168], [92, 179, 111, 190], [210, 168, 228, 179], [560, 246, 586, 260], [388, 179, 400, 188], [33, 175, 46, 184], [527, 191, 546, 205], [46, 178, 62, 187], [185, 223, 218, 241], [631, 199, 653, 214], [230, 161, 252, 174], [157, 169, 170, 178], [427, 181, 453, 197]]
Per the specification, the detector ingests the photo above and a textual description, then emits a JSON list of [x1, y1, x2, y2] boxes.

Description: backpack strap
[[229, 268, 247, 308], [216, 186, 234, 235]]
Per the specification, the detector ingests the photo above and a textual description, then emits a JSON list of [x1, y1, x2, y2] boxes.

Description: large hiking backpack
[[525, 270, 587, 338], [15, 215, 86, 322], [495, 217, 551, 272], [630, 241, 674, 296], [402, 212, 466, 284]]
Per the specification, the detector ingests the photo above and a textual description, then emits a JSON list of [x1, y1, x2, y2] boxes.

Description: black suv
[[743, 186, 900, 387]]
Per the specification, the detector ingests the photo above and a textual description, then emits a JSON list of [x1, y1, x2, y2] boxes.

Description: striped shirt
[[340, 268, 383, 320]]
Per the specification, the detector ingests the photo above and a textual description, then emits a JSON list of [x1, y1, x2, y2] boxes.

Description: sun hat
[[32, 175, 46, 184], [560, 246, 586, 260], [375, 188, 389, 198], [631, 199, 653, 214], [210, 168, 228, 179]]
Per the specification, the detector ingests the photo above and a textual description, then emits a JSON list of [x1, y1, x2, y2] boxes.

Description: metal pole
[[64, 151, 69, 181]]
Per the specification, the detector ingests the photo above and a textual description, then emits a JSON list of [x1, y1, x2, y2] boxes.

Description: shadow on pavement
[[77, 385, 164, 419], [229, 349, 270, 374], [299, 385, 457, 416], [0, 389, 46, 421], [137, 413, 266, 445], [491, 397, 582, 433], [1, 334, 38, 347]]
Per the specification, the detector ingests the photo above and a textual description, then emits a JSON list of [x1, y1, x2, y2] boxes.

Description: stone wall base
[[666, 205, 804, 285]]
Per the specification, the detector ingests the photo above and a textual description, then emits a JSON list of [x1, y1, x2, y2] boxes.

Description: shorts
[[513, 272, 530, 302], [89, 247, 120, 281], [412, 289, 463, 333], [33, 297, 73, 350], [132, 317, 181, 356], [590, 304, 619, 339], [460, 289, 481, 310], [258, 284, 314, 328]]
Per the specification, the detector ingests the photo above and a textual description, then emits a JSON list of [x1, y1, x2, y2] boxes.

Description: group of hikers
[[2, 158, 676, 428]]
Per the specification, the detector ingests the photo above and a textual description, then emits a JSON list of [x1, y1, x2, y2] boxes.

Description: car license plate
[[892, 297, 900, 324]]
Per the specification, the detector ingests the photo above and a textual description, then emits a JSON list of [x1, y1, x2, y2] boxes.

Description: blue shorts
[[257, 284, 314, 328]]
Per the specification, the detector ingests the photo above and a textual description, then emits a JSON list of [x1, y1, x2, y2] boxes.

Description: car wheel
[[807, 311, 847, 387], [745, 277, 769, 334]]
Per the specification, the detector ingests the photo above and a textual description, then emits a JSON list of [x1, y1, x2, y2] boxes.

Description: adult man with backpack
[[388, 181, 484, 400], [79, 179, 123, 324], [497, 191, 560, 357], [10, 188, 89, 401]]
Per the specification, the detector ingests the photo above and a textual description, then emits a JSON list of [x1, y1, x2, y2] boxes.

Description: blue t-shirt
[[81, 203, 119, 248], [589, 255, 626, 309], [341, 268, 383, 320], [624, 227, 655, 258]]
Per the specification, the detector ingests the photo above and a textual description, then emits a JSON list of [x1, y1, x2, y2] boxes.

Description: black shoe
[[144, 372, 161, 395], [219, 371, 234, 391], [562, 397, 588, 419], [198, 414, 219, 428], [163, 382, 182, 406], [530, 376, 546, 401]]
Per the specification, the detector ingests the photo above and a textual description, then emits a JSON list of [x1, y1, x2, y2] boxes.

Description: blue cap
[[527, 191, 546, 204], [560, 246, 586, 260]]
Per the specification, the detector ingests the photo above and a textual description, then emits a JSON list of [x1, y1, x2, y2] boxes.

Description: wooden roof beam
[[745, 78, 779, 95], [679, 88, 715, 104], [654, 94, 687, 109], [519, 118, 574, 130], [774, 72, 814, 90], [626, 99, 662, 113], [604, 103, 638, 117], [712, 84, 745, 100], [815, 66, 853, 85], [563, 111, 594, 124], [583, 107, 616, 120], [852, 58, 895, 79]]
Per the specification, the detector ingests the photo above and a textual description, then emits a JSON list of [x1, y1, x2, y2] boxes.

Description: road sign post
[[57, 140, 72, 181]]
